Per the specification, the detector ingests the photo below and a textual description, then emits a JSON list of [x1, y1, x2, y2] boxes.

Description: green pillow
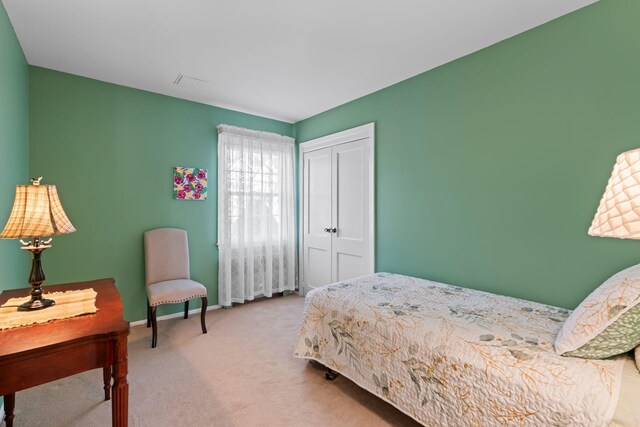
[[563, 303, 640, 359]]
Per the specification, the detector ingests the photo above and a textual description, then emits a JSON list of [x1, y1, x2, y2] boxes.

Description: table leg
[[3, 393, 15, 427], [103, 365, 112, 401], [111, 335, 128, 427]]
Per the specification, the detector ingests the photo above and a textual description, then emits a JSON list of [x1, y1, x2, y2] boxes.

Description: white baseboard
[[130, 304, 221, 327]]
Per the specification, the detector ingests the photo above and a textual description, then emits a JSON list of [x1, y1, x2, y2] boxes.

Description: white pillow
[[555, 263, 640, 356]]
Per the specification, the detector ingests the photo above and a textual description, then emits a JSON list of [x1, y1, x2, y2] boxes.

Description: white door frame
[[298, 122, 375, 295]]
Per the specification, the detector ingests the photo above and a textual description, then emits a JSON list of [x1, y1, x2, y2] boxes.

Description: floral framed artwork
[[173, 167, 208, 200]]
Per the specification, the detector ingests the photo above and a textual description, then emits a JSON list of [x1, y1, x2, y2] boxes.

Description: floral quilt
[[293, 273, 625, 426]]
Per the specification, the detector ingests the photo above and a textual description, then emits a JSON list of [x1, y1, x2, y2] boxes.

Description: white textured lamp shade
[[0, 184, 76, 239], [589, 149, 640, 239]]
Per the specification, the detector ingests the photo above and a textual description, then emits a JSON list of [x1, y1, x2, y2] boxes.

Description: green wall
[[0, 2, 29, 292], [14, 0, 640, 323], [294, 0, 640, 309], [0, 0, 28, 412], [29, 67, 293, 321]]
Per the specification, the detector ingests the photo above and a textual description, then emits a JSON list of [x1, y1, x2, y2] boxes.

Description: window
[[225, 147, 284, 244], [217, 125, 296, 305]]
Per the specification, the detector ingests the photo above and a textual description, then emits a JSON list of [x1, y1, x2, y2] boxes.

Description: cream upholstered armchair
[[144, 228, 207, 348]]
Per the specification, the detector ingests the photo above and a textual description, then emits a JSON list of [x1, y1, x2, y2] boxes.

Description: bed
[[293, 273, 640, 426]]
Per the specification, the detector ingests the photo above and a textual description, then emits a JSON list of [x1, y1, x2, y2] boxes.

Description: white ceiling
[[4, 0, 597, 123]]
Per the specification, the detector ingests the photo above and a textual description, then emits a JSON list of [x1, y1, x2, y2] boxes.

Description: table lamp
[[0, 177, 76, 311], [589, 149, 640, 239]]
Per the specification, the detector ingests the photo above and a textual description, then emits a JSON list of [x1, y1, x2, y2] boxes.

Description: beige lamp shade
[[0, 183, 76, 239], [589, 149, 640, 239]]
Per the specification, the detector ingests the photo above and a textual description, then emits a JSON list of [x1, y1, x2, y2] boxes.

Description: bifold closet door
[[302, 136, 373, 294], [302, 147, 333, 293]]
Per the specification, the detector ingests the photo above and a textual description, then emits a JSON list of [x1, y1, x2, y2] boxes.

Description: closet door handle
[[330, 228, 337, 233], [324, 227, 331, 233]]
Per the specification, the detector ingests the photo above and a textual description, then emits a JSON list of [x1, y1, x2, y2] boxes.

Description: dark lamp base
[[17, 297, 56, 311], [17, 241, 56, 311]]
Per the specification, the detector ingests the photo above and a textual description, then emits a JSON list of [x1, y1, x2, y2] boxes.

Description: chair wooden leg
[[103, 365, 111, 401], [184, 300, 189, 319], [200, 297, 208, 334], [150, 306, 158, 348], [146, 300, 151, 328]]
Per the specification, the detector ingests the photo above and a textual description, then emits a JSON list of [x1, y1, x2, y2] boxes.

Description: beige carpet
[[3, 294, 420, 427]]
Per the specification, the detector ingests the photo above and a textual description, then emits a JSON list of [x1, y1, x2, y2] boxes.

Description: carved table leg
[[111, 335, 129, 427], [4, 393, 15, 427], [103, 365, 112, 401]]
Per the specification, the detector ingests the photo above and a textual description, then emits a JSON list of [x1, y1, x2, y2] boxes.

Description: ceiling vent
[[173, 74, 210, 88]]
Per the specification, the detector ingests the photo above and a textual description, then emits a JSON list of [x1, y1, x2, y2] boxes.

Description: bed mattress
[[294, 273, 635, 426]]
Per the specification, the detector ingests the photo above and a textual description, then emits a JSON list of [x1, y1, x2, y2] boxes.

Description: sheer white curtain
[[217, 125, 296, 306]]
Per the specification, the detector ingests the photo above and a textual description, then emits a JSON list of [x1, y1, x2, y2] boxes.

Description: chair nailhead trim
[[150, 294, 207, 307]]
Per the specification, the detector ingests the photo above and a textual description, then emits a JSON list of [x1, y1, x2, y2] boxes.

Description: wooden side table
[[0, 279, 130, 427]]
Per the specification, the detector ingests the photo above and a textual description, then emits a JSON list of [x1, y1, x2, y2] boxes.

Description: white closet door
[[300, 123, 375, 295], [302, 147, 333, 293], [331, 139, 372, 282]]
